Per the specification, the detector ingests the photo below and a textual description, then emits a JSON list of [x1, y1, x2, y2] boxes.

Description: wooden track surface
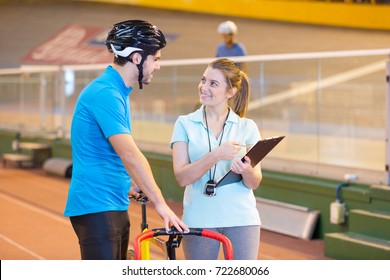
[[0, 167, 330, 260]]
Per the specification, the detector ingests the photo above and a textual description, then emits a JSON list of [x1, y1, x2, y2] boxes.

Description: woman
[[170, 58, 262, 260]]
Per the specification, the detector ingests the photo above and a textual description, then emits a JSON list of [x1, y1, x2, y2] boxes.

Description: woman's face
[[198, 66, 232, 106]]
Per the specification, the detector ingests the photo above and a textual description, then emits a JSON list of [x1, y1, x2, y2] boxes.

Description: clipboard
[[215, 135, 285, 188]]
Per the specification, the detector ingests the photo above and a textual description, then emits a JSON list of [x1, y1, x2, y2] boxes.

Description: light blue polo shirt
[[170, 105, 261, 228], [64, 66, 132, 217]]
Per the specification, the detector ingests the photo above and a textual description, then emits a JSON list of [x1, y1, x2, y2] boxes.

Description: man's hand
[[128, 183, 142, 199], [154, 202, 188, 232]]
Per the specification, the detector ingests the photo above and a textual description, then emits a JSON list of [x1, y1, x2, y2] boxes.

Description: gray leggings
[[183, 225, 260, 260]]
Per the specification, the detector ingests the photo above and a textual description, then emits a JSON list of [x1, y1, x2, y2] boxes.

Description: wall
[[80, 0, 390, 30]]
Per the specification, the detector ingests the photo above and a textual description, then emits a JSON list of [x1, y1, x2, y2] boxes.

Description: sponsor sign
[[23, 24, 112, 65]]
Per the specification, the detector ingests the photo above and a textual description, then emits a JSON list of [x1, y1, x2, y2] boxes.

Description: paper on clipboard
[[215, 135, 285, 188]]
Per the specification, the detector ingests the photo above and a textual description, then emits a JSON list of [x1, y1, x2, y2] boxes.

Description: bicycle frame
[[129, 193, 168, 260], [133, 227, 234, 260]]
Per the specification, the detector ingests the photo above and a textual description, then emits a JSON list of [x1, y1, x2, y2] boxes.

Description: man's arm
[[109, 133, 187, 232]]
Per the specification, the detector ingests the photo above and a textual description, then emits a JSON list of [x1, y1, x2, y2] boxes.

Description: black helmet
[[105, 20, 167, 89]]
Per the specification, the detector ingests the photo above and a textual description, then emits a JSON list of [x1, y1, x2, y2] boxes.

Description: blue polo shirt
[[216, 42, 247, 58], [216, 42, 247, 69], [170, 106, 261, 228], [64, 66, 132, 217]]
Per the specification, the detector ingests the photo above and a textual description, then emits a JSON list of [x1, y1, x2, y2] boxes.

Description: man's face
[[141, 50, 162, 85], [221, 33, 234, 45]]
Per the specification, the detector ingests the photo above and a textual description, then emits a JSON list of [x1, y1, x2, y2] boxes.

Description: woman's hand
[[230, 155, 252, 175], [216, 141, 241, 161], [230, 156, 262, 190]]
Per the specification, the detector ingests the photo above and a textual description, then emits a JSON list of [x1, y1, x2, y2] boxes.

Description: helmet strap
[[136, 54, 148, 90]]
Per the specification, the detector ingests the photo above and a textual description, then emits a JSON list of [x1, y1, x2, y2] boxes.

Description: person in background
[[216, 20, 248, 73], [170, 58, 262, 260], [64, 20, 187, 260]]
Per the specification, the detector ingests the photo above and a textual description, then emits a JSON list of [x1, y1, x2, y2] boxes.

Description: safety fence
[[0, 48, 389, 185]]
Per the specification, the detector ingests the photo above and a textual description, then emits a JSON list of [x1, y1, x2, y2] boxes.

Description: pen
[[235, 144, 252, 147]]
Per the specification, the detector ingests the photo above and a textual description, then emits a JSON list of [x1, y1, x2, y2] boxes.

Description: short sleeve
[[170, 116, 189, 149], [90, 89, 130, 139], [246, 119, 261, 144]]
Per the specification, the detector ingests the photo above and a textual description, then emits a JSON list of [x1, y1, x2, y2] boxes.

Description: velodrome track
[[0, 167, 329, 260]]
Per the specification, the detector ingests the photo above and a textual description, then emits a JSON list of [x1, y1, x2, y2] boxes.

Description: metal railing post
[[385, 55, 390, 185], [39, 73, 47, 132], [56, 67, 66, 138]]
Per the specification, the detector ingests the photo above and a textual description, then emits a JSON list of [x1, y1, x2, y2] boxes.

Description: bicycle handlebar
[[133, 227, 234, 260], [129, 193, 149, 204]]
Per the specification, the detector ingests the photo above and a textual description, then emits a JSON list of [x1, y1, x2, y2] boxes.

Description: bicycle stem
[[141, 200, 148, 231]]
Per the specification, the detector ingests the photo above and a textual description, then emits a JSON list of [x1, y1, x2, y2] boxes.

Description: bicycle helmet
[[105, 20, 167, 89], [217, 21, 237, 35]]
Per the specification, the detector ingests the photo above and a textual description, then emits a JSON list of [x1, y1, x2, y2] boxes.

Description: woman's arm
[[172, 141, 241, 187]]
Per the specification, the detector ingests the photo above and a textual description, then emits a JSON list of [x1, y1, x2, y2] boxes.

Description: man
[[64, 20, 187, 260], [216, 20, 248, 73]]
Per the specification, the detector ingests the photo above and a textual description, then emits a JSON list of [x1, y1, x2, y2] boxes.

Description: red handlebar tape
[[133, 228, 234, 260]]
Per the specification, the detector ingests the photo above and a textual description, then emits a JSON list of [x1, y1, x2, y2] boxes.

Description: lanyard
[[204, 107, 230, 183]]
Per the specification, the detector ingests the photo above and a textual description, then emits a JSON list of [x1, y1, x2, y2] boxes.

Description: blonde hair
[[209, 58, 250, 117]]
